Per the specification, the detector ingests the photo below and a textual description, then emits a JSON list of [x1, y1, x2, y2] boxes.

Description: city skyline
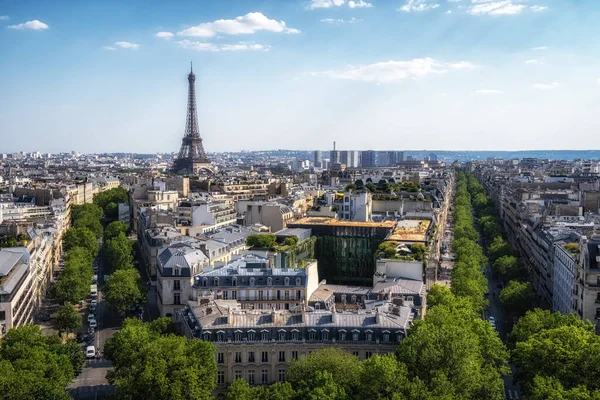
[[2, 0, 600, 153]]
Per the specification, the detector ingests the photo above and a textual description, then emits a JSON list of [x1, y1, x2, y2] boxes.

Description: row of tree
[[93, 186, 129, 222], [102, 221, 144, 317], [469, 173, 600, 398]]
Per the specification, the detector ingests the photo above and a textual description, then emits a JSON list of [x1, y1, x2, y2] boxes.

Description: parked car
[[92, 275, 98, 284], [87, 314, 95, 323], [86, 346, 96, 359], [489, 316, 496, 330], [76, 332, 85, 343], [86, 335, 95, 346], [90, 299, 98, 308], [89, 319, 97, 329]]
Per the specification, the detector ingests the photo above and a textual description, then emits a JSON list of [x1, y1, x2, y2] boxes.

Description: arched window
[[295, 277, 301, 286], [202, 277, 208, 287], [284, 277, 290, 286], [217, 332, 224, 342], [261, 331, 269, 341], [249, 277, 255, 287], [232, 277, 237, 287], [248, 331, 255, 341], [315, 302, 321, 310], [214, 277, 219, 287], [267, 277, 273, 286], [278, 330, 286, 341], [351, 295, 357, 303], [341, 294, 347, 303], [203, 332, 211, 341]]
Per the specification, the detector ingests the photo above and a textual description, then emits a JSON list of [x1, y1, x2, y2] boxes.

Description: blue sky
[[0, 0, 599, 153]]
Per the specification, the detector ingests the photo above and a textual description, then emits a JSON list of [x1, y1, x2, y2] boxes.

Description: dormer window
[[267, 277, 273, 286], [214, 277, 219, 287], [295, 277, 301, 286], [232, 277, 237, 287], [284, 277, 290, 286], [250, 277, 255, 287], [202, 277, 208, 287]]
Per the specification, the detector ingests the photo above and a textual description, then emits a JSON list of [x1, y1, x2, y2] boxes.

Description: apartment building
[[237, 201, 295, 232]]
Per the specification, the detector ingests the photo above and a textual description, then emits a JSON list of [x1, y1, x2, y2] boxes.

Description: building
[[191, 254, 320, 311], [237, 201, 295, 232], [329, 150, 340, 165], [340, 151, 359, 168], [574, 235, 600, 322], [173, 64, 212, 174], [156, 240, 210, 317], [313, 150, 323, 167], [182, 293, 415, 391], [553, 237, 578, 315], [0, 248, 36, 336], [287, 218, 396, 286], [335, 191, 372, 222], [176, 200, 237, 233]]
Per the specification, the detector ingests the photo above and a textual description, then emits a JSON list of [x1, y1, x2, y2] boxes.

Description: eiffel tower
[[173, 63, 212, 174]]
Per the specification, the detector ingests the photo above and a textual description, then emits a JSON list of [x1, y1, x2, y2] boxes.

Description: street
[[68, 250, 118, 399]]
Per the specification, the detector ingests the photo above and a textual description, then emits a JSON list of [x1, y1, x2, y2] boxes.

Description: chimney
[[331, 303, 336, 323]]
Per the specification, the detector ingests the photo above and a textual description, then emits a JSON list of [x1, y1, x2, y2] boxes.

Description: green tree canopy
[[62, 227, 99, 256], [104, 220, 129, 242], [93, 187, 128, 221], [57, 302, 82, 335], [104, 318, 216, 400], [0, 325, 76, 400], [105, 233, 134, 272], [499, 280, 536, 317], [104, 268, 144, 316], [488, 236, 514, 263], [246, 234, 277, 249]]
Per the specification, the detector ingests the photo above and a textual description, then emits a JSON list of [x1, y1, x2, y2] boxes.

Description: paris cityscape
[[1, 1, 600, 399]]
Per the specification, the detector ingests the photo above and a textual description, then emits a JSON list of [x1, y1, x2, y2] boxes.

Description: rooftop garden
[[245, 234, 316, 267], [563, 242, 580, 257], [345, 179, 420, 194], [375, 241, 427, 261], [0, 234, 30, 248]]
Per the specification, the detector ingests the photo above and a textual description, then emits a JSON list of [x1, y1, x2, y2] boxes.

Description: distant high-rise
[[314, 150, 323, 165], [173, 64, 212, 174], [340, 150, 359, 168]]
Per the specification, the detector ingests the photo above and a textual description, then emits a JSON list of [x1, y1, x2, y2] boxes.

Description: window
[[217, 371, 225, 384], [267, 277, 273, 286], [295, 277, 301, 286], [341, 294, 347, 303], [365, 351, 373, 359], [173, 292, 181, 305], [315, 302, 321, 310], [248, 331, 255, 341], [217, 353, 224, 364], [339, 331, 346, 341], [203, 332, 211, 341], [352, 332, 359, 341], [308, 331, 316, 340], [234, 370, 242, 380], [279, 369, 286, 382], [174, 268, 180, 276], [291, 351, 298, 360], [248, 352, 255, 363], [262, 351, 269, 362], [279, 351, 285, 362], [217, 332, 224, 342], [232, 291, 237, 300], [284, 290, 290, 300], [232, 277, 237, 287], [262, 369, 269, 384], [250, 277, 255, 287], [258, 290, 264, 300], [284, 277, 290, 286], [235, 332, 242, 342], [202, 277, 208, 287], [297, 290, 302, 300], [351, 295, 357, 303], [292, 331, 299, 341], [235, 352, 242, 363], [397, 333, 403, 342], [262, 331, 269, 341], [173, 280, 181, 290], [353, 351, 359, 357], [383, 333, 390, 343], [214, 277, 219, 287], [322, 331, 328, 341], [366, 332, 373, 342], [279, 331, 286, 341], [222, 291, 228, 300], [248, 370, 255, 385]]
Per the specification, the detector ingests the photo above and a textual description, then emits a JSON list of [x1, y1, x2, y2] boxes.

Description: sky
[[1, 0, 599, 154]]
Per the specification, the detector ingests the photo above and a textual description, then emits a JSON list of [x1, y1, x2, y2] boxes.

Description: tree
[[286, 347, 362, 395], [54, 273, 88, 304], [492, 255, 519, 279], [427, 284, 456, 309], [73, 212, 103, 238], [499, 280, 535, 317], [246, 234, 277, 249], [71, 203, 103, 222], [105, 233, 134, 271], [63, 227, 99, 256], [488, 236, 514, 263], [409, 243, 426, 261], [104, 268, 143, 316], [296, 371, 346, 400], [356, 354, 410, 400], [527, 376, 600, 400], [57, 303, 82, 335], [104, 318, 217, 400], [0, 325, 75, 400], [226, 378, 264, 400], [376, 241, 398, 259], [104, 220, 129, 242]]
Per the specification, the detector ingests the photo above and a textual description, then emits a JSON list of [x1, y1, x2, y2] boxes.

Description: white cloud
[[445, 10, 452, 14], [532, 46, 548, 51], [399, 0, 440, 12], [115, 41, 140, 50], [348, 0, 373, 8], [530, 5, 548, 11], [8, 20, 49, 30], [475, 89, 505, 94], [525, 59, 540, 64], [532, 82, 560, 90], [311, 57, 474, 84], [103, 46, 116, 51], [320, 17, 363, 23], [308, 0, 346, 8], [177, 40, 270, 52], [467, 1, 526, 16], [448, 61, 477, 69], [0, 16, 9, 20], [155, 31, 174, 38], [178, 12, 299, 37], [597, 78, 600, 85]]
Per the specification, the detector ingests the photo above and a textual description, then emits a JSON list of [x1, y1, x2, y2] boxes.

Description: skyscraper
[[314, 150, 323, 166], [173, 64, 212, 174]]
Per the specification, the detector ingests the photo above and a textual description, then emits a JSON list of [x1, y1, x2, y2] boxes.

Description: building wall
[[552, 244, 576, 315], [375, 259, 424, 283]]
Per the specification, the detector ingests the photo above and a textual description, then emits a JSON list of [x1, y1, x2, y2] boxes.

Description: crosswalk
[[505, 388, 520, 399], [84, 357, 112, 367]]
